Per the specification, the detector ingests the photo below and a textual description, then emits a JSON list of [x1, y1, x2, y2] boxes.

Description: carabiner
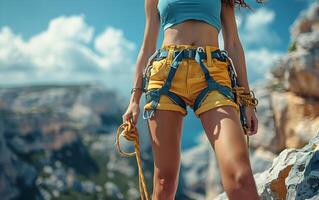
[[142, 109, 155, 120]]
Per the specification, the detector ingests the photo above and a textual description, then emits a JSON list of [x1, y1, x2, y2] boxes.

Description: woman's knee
[[224, 165, 256, 191], [153, 171, 179, 198], [234, 166, 255, 188]]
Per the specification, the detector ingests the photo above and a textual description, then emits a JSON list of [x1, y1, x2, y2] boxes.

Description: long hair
[[222, 0, 265, 9]]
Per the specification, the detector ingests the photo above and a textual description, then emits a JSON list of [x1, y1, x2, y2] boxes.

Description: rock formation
[[249, 1, 319, 153], [215, 133, 319, 200]]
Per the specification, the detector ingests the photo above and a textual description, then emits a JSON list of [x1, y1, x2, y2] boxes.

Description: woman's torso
[[158, 0, 221, 47], [162, 21, 219, 47]]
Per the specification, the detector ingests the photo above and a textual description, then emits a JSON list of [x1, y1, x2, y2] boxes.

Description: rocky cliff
[[249, 1, 319, 153], [215, 133, 319, 200]]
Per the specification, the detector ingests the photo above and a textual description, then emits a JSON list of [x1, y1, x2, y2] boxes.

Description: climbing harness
[[115, 118, 150, 200], [142, 47, 235, 118], [142, 46, 259, 147], [116, 47, 259, 199]]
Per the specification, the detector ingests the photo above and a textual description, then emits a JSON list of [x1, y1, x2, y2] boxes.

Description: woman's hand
[[244, 106, 258, 135], [122, 100, 140, 125]]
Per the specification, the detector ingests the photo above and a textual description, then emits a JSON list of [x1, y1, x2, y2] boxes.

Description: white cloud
[[33, 15, 94, 44], [0, 27, 33, 70], [245, 8, 274, 30], [240, 8, 281, 47], [246, 48, 283, 72], [219, 8, 284, 83], [239, 8, 283, 81], [94, 27, 136, 71], [0, 15, 136, 95], [245, 48, 283, 81]]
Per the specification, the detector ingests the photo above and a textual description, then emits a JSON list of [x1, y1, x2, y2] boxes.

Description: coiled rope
[[232, 86, 259, 109], [115, 118, 150, 200]]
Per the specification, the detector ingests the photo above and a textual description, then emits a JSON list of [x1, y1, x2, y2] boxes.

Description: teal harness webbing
[[142, 46, 249, 132], [192, 48, 235, 111]]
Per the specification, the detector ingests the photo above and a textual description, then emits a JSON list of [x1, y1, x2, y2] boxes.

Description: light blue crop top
[[157, 0, 222, 32]]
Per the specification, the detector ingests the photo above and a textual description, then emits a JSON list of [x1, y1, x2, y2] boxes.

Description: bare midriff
[[162, 19, 220, 48]]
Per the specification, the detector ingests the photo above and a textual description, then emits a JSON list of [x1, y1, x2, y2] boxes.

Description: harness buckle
[[145, 89, 160, 103], [221, 50, 238, 78], [171, 49, 184, 69], [184, 49, 194, 58], [142, 109, 155, 119], [218, 52, 227, 62], [197, 46, 205, 53], [173, 50, 180, 58], [149, 49, 161, 62], [142, 49, 162, 93]]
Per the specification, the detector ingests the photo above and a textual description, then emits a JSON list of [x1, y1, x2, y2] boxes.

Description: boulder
[[248, 81, 277, 152], [215, 132, 319, 200], [291, 2, 319, 39], [270, 91, 319, 151]]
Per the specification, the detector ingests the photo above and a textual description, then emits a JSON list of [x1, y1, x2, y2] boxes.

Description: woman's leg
[[199, 105, 259, 200], [147, 109, 184, 200]]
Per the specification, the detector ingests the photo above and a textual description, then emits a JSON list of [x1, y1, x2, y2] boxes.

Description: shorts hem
[[194, 102, 240, 118], [144, 103, 187, 116]]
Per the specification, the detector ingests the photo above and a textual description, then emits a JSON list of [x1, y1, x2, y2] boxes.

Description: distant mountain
[[0, 84, 144, 200]]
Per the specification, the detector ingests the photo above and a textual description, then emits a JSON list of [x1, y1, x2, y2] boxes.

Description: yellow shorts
[[143, 44, 240, 118]]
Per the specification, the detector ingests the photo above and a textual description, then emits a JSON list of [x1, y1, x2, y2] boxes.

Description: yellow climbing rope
[[115, 118, 150, 200], [232, 86, 259, 148]]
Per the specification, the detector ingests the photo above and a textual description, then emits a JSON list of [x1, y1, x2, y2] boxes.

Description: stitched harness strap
[[192, 47, 235, 111], [143, 50, 186, 119], [155, 48, 226, 61]]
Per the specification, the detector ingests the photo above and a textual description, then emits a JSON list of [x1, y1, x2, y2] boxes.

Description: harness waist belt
[[154, 48, 227, 62]]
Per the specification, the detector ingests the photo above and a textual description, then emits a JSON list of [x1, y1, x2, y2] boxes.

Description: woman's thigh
[[147, 110, 184, 182], [199, 105, 252, 184]]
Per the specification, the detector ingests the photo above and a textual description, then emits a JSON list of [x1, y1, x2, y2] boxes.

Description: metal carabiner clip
[[196, 46, 205, 53], [144, 49, 161, 75], [221, 50, 238, 78], [142, 108, 155, 120]]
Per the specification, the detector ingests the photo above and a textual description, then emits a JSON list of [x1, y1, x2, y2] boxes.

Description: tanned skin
[[122, 0, 259, 199]]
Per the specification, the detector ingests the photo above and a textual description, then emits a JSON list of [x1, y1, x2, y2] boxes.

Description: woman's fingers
[[246, 116, 252, 134], [122, 112, 131, 123], [249, 116, 258, 135], [244, 107, 258, 136], [132, 112, 139, 125], [122, 109, 140, 125], [252, 116, 258, 135], [122, 114, 127, 123]]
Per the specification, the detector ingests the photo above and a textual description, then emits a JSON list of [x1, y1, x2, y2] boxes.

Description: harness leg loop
[[143, 49, 186, 119]]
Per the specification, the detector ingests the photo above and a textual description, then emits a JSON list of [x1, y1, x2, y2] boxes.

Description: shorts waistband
[[158, 44, 224, 66], [160, 44, 220, 52]]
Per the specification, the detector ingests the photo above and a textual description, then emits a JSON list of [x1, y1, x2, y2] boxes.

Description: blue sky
[[0, 0, 313, 97], [0, 0, 312, 48]]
